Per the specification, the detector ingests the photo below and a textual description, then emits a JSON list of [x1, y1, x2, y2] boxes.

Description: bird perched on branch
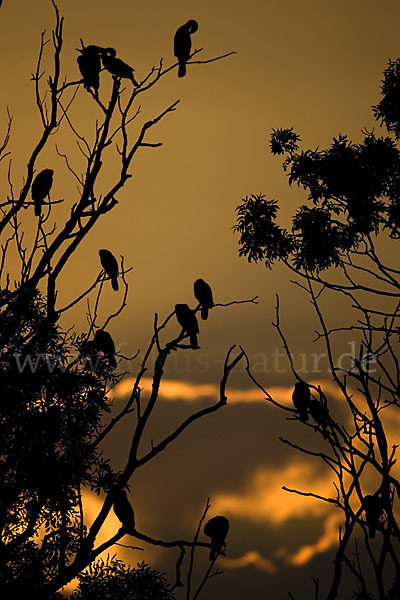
[[113, 489, 135, 534], [101, 48, 138, 86], [292, 381, 310, 422], [93, 329, 117, 368], [77, 44, 104, 95], [174, 20, 199, 78], [194, 278, 213, 320], [363, 494, 383, 539], [309, 398, 329, 438], [99, 249, 119, 291], [175, 304, 199, 349], [31, 169, 54, 217], [204, 515, 229, 561]]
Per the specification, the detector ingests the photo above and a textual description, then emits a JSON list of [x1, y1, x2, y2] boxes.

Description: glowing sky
[[1, 0, 400, 597]]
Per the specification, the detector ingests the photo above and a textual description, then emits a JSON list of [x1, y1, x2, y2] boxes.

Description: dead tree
[[0, 3, 244, 599]]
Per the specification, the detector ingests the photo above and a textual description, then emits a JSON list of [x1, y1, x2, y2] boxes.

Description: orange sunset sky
[[1, 1, 400, 598]]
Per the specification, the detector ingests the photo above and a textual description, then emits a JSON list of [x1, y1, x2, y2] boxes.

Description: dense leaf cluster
[[236, 61, 400, 271], [0, 290, 119, 590], [71, 558, 176, 600]]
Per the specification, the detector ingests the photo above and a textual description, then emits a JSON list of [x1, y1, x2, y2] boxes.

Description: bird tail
[[190, 333, 198, 349], [209, 542, 222, 562], [111, 277, 119, 292], [131, 75, 139, 87], [178, 61, 186, 77], [109, 354, 117, 368], [369, 524, 376, 539], [299, 408, 308, 422], [201, 306, 208, 320], [35, 202, 41, 217]]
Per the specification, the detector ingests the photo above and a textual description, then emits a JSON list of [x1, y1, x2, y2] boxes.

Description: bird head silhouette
[[186, 20, 199, 33], [77, 45, 104, 54], [103, 47, 117, 58]]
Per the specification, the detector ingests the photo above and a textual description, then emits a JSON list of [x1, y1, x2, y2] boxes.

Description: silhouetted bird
[[174, 20, 199, 78], [292, 381, 310, 422], [309, 398, 329, 438], [204, 516, 229, 561], [101, 48, 138, 86], [113, 489, 135, 534], [363, 494, 383, 539], [93, 329, 117, 368], [31, 169, 54, 217], [194, 278, 213, 320], [99, 249, 119, 291], [175, 303, 199, 349], [77, 45, 104, 95]]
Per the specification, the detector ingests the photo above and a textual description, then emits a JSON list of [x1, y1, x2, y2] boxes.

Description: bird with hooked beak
[[113, 489, 135, 534], [175, 304, 199, 349], [101, 48, 138, 86], [292, 381, 311, 423], [174, 20, 199, 78], [204, 515, 229, 561], [99, 249, 119, 291], [31, 169, 54, 217], [77, 44, 104, 95]]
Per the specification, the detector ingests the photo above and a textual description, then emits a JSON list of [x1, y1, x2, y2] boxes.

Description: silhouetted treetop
[[236, 59, 400, 273], [236, 129, 400, 271], [373, 58, 400, 139]]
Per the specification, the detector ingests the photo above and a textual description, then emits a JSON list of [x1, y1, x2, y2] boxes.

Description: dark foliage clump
[[71, 558, 176, 600]]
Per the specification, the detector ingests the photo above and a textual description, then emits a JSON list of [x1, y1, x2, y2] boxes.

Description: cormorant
[[77, 45, 104, 95], [194, 278, 213, 320], [175, 303, 199, 349], [99, 249, 119, 291], [93, 329, 117, 368], [174, 20, 199, 78], [113, 489, 135, 534], [363, 494, 383, 539], [101, 48, 138, 86], [204, 515, 229, 561], [31, 169, 54, 217], [292, 381, 310, 422]]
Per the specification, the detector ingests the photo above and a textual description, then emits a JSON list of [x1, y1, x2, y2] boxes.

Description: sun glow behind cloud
[[212, 462, 334, 525], [287, 512, 343, 566], [112, 376, 347, 407], [220, 551, 278, 574], [211, 463, 345, 571]]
